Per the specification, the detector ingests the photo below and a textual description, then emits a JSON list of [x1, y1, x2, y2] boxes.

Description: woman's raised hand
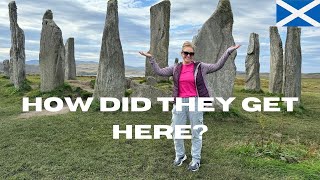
[[231, 44, 241, 50], [139, 51, 153, 58]]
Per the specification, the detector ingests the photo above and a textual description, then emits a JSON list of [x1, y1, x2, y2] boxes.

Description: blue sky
[[0, 0, 319, 73]]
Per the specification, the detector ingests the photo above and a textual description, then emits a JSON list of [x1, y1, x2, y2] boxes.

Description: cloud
[[0, 48, 11, 58]]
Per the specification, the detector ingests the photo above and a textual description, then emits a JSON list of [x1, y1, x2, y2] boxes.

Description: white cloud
[[74, 0, 151, 28], [25, 50, 39, 58], [76, 52, 99, 61], [26, 40, 40, 45], [302, 28, 320, 38], [0, 48, 10, 58]]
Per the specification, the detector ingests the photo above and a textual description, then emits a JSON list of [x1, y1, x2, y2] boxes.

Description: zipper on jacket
[[194, 63, 201, 97]]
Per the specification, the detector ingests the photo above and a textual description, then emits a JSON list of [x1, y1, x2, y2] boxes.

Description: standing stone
[[125, 77, 132, 89], [283, 27, 301, 105], [39, 10, 65, 92], [174, 58, 179, 65], [145, 0, 170, 81], [245, 33, 261, 91], [9, 1, 26, 89], [269, 26, 283, 94], [94, 0, 126, 100], [146, 76, 157, 86], [3, 60, 10, 77], [9, 60, 13, 83], [65, 38, 76, 80], [192, 0, 236, 106]]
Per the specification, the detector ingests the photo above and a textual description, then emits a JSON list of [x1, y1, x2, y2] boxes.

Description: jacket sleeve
[[148, 57, 174, 77], [201, 47, 236, 74]]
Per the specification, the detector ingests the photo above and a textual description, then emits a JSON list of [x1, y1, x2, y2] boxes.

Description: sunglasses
[[182, 51, 195, 56]]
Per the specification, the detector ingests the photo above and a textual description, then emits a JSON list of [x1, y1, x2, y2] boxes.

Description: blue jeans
[[171, 97, 204, 163]]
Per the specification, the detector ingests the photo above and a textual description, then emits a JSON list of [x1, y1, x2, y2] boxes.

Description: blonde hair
[[182, 41, 195, 51]]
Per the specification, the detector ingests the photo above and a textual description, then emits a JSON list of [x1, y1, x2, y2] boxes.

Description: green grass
[[0, 75, 319, 179]]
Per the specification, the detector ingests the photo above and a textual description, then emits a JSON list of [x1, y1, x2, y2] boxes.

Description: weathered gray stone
[[3, 60, 10, 78], [39, 10, 65, 92], [192, 0, 236, 106], [130, 81, 171, 105], [174, 58, 179, 65], [269, 26, 283, 94], [65, 37, 76, 80], [43, 10, 53, 20], [9, 1, 26, 89], [125, 77, 132, 89], [283, 27, 301, 105], [245, 33, 261, 91], [9, 60, 13, 83], [145, 0, 170, 81], [146, 76, 157, 86], [94, 0, 126, 100]]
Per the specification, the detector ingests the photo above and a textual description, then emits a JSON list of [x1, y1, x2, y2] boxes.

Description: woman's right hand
[[139, 51, 153, 58]]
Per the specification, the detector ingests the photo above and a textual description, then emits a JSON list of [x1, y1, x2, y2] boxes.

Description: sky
[[0, 0, 319, 73]]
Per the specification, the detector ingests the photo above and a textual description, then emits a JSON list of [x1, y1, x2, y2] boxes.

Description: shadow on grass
[[240, 89, 265, 94]]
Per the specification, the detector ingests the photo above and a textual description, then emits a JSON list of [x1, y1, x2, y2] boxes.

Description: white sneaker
[[173, 155, 187, 166], [188, 161, 200, 172]]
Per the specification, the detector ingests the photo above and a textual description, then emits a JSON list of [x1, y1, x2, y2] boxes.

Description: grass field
[[0, 75, 319, 179]]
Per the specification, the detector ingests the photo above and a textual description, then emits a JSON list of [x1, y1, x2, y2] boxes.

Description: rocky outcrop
[[65, 37, 76, 80], [145, 0, 170, 82], [283, 27, 301, 105], [269, 26, 283, 94], [9, 1, 26, 89], [245, 33, 260, 91], [94, 0, 126, 100], [130, 81, 171, 105], [3, 60, 10, 78], [146, 76, 157, 86], [39, 10, 65, 92], [192, 0, 236, 107]]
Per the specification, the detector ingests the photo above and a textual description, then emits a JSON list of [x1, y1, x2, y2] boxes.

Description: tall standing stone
[[174, 58, 179, 65], [65, 38, 76, 80], [3, 60, 10, 78], [245, 33, 260, 91], [9, 1, 26, 89], [192, 0, 236, 106], [145, 0, 170, 81], [283, 27, 301, 105], [9, 60, 13, 83], [269, 26, 283, 94], [39, 10, 65, 92], [94, 0, 126, 100]]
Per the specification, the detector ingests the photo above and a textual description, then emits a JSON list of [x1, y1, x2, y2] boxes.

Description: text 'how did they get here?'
[[22, 97, 299, 112]]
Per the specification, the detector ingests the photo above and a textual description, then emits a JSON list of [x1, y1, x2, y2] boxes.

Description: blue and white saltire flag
[[276, 0, 320, 26]]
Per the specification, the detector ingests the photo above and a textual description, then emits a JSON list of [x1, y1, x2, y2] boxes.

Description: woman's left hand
[[231, 44, 241, 50], [139, 51, 153, 58]]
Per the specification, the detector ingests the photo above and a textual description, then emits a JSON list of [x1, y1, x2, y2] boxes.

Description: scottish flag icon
[[276, 0, 320, 26]]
